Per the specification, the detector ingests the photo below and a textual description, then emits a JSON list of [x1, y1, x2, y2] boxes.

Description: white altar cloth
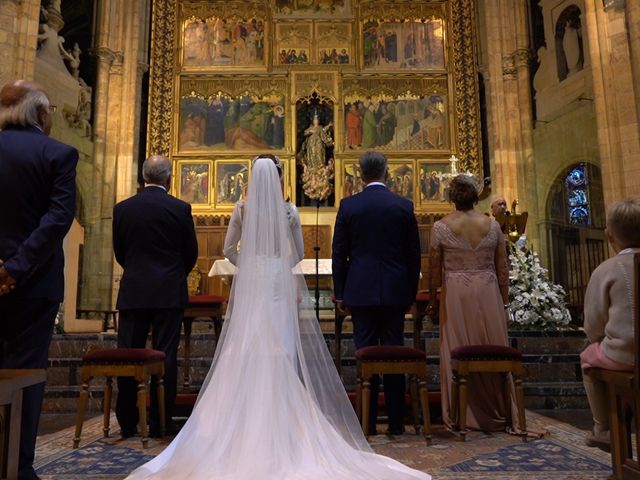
[[209, 258, 332, 277]]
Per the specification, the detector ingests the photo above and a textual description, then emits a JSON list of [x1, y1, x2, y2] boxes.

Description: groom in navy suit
[[332, 151, 421, 435], [0, 80, 78, 480]]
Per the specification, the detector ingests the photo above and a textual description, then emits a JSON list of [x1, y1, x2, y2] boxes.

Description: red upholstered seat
[[188, 295, 226, 304], [82, 348, 166, 364], [355, 345, 426, 361], [415, 291, 441, 303], [450, 344, 522, 361]]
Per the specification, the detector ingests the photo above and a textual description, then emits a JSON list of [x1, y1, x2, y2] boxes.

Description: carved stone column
[[477, 0, 539, 244], [584, 1, 640, 202], [78, 0, 151, 315], [626, 0, 640, 128]]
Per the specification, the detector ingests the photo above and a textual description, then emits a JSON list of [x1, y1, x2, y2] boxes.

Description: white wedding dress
[[126, 158, 430, 480]]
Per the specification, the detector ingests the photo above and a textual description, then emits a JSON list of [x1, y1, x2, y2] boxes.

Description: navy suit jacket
[[332, 184, 421, 307], [113, 187, 198, 310], [0, 125, 78, 302]]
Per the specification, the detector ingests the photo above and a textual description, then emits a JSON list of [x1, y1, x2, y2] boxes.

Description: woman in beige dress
[[428, 175, 518, 432]]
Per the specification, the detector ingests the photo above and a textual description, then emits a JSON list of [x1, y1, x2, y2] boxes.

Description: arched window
[[565, 164, 590, 226], [545, 162, 606, 321]]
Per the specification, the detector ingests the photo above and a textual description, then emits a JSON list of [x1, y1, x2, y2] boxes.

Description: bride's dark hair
[[253, 153, 282, 178]]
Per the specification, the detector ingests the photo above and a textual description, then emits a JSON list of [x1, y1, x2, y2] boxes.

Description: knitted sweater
[[583, 249, 639, 366]]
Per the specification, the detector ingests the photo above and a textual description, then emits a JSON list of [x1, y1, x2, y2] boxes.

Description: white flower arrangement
[[508, 238, 573, 330]]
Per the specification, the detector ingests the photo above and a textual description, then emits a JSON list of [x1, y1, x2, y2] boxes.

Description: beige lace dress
[[429, 219, 519, 432]]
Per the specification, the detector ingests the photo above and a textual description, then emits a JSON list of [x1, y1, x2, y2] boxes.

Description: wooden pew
[[586, 252, 640, 479]]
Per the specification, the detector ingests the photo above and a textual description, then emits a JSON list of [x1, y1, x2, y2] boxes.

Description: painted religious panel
[[386, 161, 415, 202], [341, 161, 365, 198], [343, 93, 448, 151], [178, 161, 211, 205], [341, 160, 414, 202], [181, 15, 267, 69], [418, 161, 452, 204], [274, 0, 352, 18], [215, 160, 250, 208], [179, 91, 286, 152], [316, 23, 353, 65], [276, 23, 312, 65], [362, 18, 445, 71]]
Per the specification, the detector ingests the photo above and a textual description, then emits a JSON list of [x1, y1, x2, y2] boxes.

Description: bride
[[126, 155, 430, 480]]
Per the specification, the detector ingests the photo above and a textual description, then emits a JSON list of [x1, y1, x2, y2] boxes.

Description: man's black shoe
[[120, 428, 138, 439]]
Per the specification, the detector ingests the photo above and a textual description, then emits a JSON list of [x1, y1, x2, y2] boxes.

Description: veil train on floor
[[125, 158, 430, 480]]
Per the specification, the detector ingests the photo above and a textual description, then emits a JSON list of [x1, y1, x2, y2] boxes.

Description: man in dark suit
[[0, 80, 78, 480], [332, 151, 421, 435], [113, 155, 198, 438]]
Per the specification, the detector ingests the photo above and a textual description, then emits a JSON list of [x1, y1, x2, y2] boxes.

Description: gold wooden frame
[[175, 75, 290, 155], [213, 159, 251, 209], [273, 0, 353, 19], [417, 160, 455, 211], [175, 160, 213, 208], [341, 74, 452, 155], [177, 1, 270, 72], [148, 0, 481, 214], [358, 1, 448, 73], [338, 158, 415, 204]]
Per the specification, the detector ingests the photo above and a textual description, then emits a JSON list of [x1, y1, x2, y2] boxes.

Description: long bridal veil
[[126, 158, 429, 480]]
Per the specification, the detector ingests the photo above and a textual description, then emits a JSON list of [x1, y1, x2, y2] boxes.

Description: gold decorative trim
[[359, 1, 446, 21], [148, 0, 484, 212], [147, 0, 177, 157], [450, 0, 481, 175]]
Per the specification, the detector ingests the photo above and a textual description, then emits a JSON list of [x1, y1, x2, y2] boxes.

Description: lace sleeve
[[286, 203, 305, 264], [428, 222, 443, 291], [223, 202, 243, 266], [494, 222, 509, 304]]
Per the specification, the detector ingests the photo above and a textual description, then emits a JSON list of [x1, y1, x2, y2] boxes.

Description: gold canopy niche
[[147, 0, 482, 215]]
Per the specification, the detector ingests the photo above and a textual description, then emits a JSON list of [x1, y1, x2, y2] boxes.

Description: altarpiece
[[147, 0, 482, 215]]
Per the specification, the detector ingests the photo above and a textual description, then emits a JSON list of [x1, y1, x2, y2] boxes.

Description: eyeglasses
[[49, 105, 58, 114]]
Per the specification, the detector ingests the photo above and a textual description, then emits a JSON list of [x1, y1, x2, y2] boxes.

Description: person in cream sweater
[[581, 197, 640, 451]]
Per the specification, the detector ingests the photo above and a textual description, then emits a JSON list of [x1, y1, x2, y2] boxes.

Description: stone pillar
[[625, 0, 640, 128], [478, 0, 540, 245], [0, 0, 40, 85], [584, 0, 640, 202], [79, 0, 151, 315]]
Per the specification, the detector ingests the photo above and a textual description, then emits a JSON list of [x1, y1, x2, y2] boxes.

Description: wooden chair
[[0, 369, 46, 479], [73, 348, 166, 449], [450, 344, 527, 442], [355, 345, 432, 444], [331, 296, 348, 375], [183, 295, 225, 389], [585, 253, 640, 479]]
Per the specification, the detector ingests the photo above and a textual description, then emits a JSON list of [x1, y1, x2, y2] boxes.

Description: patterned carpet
[[34, 412, 612, 479]]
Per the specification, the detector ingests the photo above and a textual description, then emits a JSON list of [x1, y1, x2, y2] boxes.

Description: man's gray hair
[[143, 156, 172, 185], [359, 151, 387, 182], [0, 88, 50, 130]]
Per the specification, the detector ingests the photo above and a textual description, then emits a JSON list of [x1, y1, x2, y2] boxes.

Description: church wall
[[0, 0, 39, 86], [584, 0, 640, 202], [532, 101, 599, 263]]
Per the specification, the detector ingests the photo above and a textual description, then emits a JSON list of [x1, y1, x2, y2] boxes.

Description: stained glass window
[[565, 164, 590, 226]]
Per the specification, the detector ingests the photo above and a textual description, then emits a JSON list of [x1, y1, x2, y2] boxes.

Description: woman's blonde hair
[[607, 197, 640, 247]]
